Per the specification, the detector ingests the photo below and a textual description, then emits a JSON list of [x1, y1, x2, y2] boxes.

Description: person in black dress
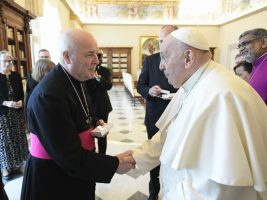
[[0, 50, 28, 181]]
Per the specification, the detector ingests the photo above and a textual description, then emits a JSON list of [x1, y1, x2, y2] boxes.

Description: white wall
[[219, 9, 267, 69], [14, 0, 25, 7], [84, 24, 160, 80], [15, 0, 81, 64], [14, 0, 267, 77], [29, 0, 81, 63], [84, 8, 267, 77], [84, 25, 220, 80]]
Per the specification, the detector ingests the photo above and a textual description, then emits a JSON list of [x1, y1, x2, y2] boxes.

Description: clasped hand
[[149, 85, 161, 97], [116, 150, 136, 174]]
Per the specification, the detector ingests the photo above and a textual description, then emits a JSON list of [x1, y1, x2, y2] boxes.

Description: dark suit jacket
[[85, 65, 112, 122], [25, 73, 38, 107], [137, 52, 177, 137], [0, 71, 24, 113]]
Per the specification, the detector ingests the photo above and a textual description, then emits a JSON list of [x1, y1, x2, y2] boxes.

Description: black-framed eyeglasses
[[237, 36, 264, 49]]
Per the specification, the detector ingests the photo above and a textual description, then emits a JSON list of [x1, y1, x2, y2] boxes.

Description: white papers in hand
[[91, 123, 113, 137], [161, 93, 175, 100], [160, 89, 170, 94]]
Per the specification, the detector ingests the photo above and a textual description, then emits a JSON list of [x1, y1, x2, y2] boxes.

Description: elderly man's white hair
[[58, 29, 83, 65], [0, 50, 12, 59]]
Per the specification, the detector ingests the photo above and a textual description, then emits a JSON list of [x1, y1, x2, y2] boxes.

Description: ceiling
[[64, 0, 267, 25]]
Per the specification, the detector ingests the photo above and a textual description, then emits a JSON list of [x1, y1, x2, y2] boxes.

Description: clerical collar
[[181, 59, 210, 95]]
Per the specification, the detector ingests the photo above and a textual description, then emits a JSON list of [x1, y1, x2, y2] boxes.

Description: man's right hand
[[116, 150, 136, 174]]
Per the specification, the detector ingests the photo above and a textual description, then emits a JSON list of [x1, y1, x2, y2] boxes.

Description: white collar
[[181, 59, 211, 96]]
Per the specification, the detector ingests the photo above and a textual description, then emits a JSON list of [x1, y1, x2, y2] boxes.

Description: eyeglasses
[[0, 60, 13, 64], [237, 36, 264, 49]]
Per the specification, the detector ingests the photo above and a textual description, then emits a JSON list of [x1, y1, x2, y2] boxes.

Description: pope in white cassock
[[128, 28, 267, 200]]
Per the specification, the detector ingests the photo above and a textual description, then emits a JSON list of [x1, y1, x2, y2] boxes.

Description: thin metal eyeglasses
[[237, 36, 264, 49], [0, 60, 13, 64]]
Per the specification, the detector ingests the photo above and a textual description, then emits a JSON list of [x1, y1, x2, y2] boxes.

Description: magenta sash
[[30, 128, 95, 160], [78, 128, 95, 150]]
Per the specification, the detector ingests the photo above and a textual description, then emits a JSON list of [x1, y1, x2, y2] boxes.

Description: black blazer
[[0, 71, 24, 113], [25, 73, 38, 108], [137, 52, 177, 135], [85, 66, 112, 122]]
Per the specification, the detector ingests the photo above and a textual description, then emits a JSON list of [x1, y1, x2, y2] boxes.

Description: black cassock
[[21, 64, 119, 200]]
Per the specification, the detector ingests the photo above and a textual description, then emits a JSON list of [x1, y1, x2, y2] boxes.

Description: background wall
[[30, 0, 81, 63], [14, 0, 25, 7], [85, 25, 220, 79], [219, 9, 267, 70], [13, 0, 267, 79], [15, 0, 81, 63]]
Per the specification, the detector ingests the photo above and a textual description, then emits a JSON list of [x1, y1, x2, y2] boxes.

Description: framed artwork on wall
[[139, 36, 160, 68]]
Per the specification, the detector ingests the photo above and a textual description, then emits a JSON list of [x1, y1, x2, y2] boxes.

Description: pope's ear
[[184, 49, 194, 69], [63, 51, 71, 64]]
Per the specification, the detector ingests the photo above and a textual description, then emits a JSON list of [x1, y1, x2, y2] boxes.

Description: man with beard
[[238, 28, 267, 104]]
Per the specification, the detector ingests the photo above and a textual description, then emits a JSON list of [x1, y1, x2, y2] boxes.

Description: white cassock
[[133, 60, 267, 200]]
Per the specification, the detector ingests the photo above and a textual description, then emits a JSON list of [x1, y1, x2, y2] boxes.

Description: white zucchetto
[[171, 28, 210, 51]]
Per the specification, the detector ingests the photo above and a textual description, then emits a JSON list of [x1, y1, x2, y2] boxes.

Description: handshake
[[116, 150, 136, 174], [3, 100, 23, 109]]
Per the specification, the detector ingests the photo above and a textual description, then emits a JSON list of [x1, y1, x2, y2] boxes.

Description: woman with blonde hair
[[25, 59, 55, 107], [0, 50, 28, 180]]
